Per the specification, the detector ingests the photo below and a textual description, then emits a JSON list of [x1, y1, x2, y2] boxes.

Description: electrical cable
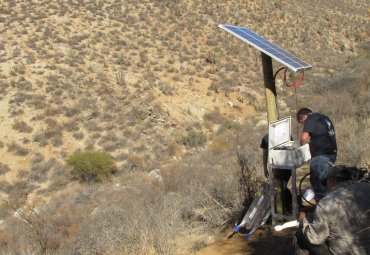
[[273, 66, 304, 89], [298, 172, 316, 207], [272, 66, 288, 118], [284, 68, 303, 89], [273, 66, 304, 137], [294, 87, 299, 139], [273, 66, 287, 81]]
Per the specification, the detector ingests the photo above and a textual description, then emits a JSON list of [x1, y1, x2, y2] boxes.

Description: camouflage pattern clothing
[[302, 181, 370, 255]]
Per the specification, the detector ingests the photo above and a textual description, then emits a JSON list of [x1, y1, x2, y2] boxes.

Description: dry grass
[[0, 0, 368, 254], [0, 135, 263, 254]]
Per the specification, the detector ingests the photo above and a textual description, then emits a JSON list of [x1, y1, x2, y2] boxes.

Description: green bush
[[66, 150, 116, 182]]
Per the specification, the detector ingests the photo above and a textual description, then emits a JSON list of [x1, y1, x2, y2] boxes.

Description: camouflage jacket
[[302, 181, 370, 255]]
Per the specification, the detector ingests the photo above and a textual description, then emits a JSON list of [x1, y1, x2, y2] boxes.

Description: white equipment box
[[268, 117, 311, 167]]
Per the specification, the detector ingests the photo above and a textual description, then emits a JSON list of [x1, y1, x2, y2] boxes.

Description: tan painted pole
[[261, 52, 283, 216], [261, 53, 278, 122]]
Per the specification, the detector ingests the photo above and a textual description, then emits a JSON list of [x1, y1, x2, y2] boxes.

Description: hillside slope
[[0, 0, 368, 254], [0, 0, 367, 185]]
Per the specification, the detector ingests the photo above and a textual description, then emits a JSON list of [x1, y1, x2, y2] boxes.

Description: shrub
[[0, 163, 10, 175], [12, 120, 33, 133], [182, 130, 207, 148], [203, 109, 225, 124], [7, 141, 29, 156], [66, 150, 116, 182]]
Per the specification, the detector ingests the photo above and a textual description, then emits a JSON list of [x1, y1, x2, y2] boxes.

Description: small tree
[[236, 152, 262, 206], [67, 150, 116, 182]]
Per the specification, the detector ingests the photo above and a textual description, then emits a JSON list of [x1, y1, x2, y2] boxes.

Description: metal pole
[[261, 52, 283, 218]]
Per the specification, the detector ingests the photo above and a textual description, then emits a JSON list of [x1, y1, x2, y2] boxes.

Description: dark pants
[[293, 226, 332, 255], [273, 168, 292, 214]]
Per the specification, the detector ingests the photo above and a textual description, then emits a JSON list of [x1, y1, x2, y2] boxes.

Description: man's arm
[[300, 132, 310, 145], [302, 206, 330, 245]]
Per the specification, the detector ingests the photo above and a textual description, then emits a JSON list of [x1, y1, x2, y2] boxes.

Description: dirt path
[[196, 227, 296, 255]]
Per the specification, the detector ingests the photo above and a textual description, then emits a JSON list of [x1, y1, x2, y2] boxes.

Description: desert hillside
[[0, 0, 369, 254]]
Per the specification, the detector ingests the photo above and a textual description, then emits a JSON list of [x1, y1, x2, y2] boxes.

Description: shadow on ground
[[197, 227, 296, 255]]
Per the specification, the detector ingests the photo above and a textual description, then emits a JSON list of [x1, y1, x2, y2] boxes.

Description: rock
[[148, 169, 163, 182], [255, 119, 268, 128], [278, 100, 287, 110], [206, 235, 216, 245]]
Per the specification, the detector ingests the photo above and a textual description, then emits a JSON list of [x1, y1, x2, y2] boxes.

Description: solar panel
[[219, 24, 312, 72]]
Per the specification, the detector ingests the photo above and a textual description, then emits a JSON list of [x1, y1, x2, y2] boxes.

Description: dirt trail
[[196, 227, 296, 255]]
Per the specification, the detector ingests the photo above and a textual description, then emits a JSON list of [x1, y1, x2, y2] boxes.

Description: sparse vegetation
[[7, 141, 29, 156], [0, 163, 11, 175], [12, 119, 33, 133], [0, 0, 368, 254], [182, 130, 207, 148]]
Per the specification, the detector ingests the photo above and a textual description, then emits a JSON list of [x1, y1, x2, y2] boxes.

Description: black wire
[[273, 66, 287, 81]]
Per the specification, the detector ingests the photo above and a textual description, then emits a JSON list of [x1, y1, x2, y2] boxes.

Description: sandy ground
[[197, 227, 296, 255]]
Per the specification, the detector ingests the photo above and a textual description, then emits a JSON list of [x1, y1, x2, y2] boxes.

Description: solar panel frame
[[219, 24, 312, 72]]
